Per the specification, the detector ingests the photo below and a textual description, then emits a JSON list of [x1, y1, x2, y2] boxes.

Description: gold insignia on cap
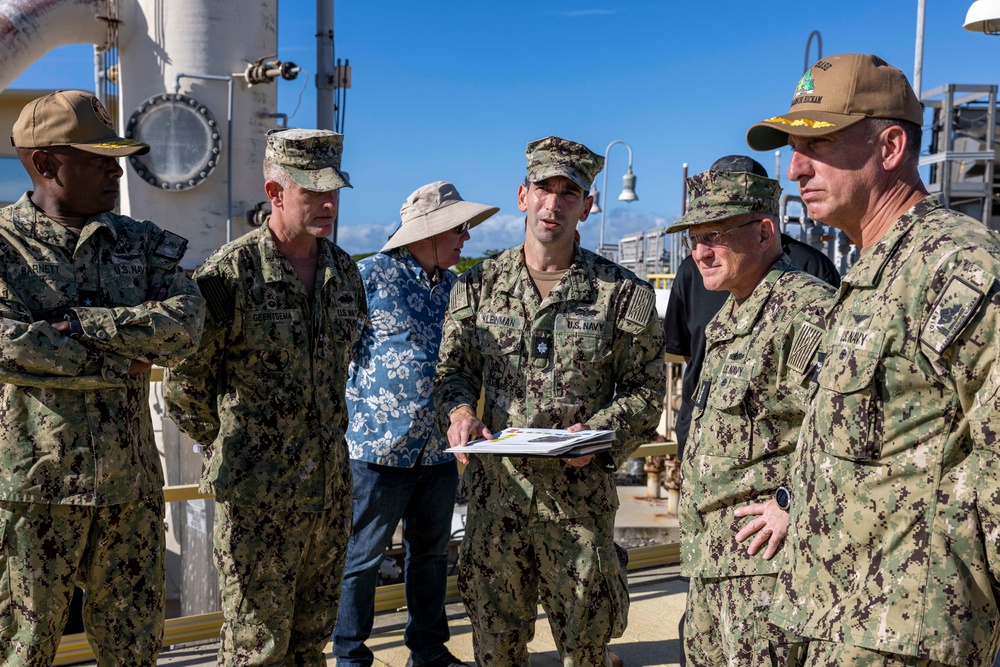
[[91, 139, 145, 148], [763, 117, 836, 129]]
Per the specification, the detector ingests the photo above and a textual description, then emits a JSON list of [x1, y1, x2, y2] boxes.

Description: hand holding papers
[[445, 427, 614, 458]]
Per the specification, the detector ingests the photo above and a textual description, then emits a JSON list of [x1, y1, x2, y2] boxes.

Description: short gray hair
[[263, 159, 291, 188], [866, 117, 922, 164]]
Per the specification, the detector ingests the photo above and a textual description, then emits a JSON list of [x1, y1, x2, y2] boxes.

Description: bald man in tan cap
[[0, 90, 204, 665]]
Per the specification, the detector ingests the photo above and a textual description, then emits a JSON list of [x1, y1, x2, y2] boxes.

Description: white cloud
[[335, 221, 396, 256], [463, 213, 526, 256]]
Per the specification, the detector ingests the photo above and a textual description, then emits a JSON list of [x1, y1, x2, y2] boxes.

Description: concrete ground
[[75, 487, 685, 666], [152, 563, 687, 667]]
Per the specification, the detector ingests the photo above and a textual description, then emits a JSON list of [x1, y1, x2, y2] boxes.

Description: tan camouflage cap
[[265, 128, 352, 192], [747, 53, 923, 151], [11, 90, 149, 157], [525, 136, 604, 191], [665, 169, 780, 233], [382, 181, 499, 252]]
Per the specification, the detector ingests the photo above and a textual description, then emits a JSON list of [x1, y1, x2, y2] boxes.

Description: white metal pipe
[[316, 0, 335, 129], [175, 72, 235, 244], [914, 0, 926, 96], [0, 0, 106, 91]]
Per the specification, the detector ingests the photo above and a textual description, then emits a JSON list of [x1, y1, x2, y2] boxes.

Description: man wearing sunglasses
[[435, 136, 664, 666], [333, 181, 498, 667], [670, 157, 835, 666]]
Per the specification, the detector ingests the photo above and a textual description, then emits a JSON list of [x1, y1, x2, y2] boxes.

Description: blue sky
[[9, 0, 1000, 256]]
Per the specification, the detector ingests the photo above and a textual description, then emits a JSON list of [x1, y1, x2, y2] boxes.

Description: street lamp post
[[594, 140, 638, 252]]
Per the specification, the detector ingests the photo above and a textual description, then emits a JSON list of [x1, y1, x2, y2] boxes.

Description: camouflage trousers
[[214, 499, 351, 667], [0, 495, 166, 666], [799, 640, 958, 667], [684, 573, 802, 667], [458, 506, 628, 667]]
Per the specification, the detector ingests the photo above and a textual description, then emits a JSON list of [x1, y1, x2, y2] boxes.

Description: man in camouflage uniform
[[670, 156, 834, 666], [0, 90, 204, 665], [164, 129, 366, 666], [435, 136, 665, 667], [746, 53, 1000, 666]]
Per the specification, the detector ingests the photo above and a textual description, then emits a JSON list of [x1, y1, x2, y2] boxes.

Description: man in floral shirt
[[333, 181, 497, 667]]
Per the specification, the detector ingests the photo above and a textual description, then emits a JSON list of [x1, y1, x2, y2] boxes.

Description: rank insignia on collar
[[531, 333, 552, 359]]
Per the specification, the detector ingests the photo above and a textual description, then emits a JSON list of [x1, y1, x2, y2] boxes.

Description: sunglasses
[[453, 221, 471, 235]]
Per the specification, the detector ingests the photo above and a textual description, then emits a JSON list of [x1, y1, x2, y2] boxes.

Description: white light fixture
[[589, 184, 602, 214], [618, 168, 638, 201], [964, 0, 1000, 34], [598, 140, 639, 250]]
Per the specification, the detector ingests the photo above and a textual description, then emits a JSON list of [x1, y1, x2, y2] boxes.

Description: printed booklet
[[444, 427, 615, 457]]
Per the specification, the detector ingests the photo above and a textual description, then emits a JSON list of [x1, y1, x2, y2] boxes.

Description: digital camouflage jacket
[[681, 255, 834, 578], [771, 196, 1000, 666], [0, 192, 204, 505], [164, 223, 366, 512], [434, 244, 665, 521]]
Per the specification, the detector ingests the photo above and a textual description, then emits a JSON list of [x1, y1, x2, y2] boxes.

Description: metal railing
[[53, 441, 679, 665]]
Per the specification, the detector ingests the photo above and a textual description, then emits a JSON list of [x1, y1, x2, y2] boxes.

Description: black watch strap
[[64, 312, 83, 340], [775, 486, 791, 512]]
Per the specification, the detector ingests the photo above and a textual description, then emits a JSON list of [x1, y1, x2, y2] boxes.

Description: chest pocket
[[554, 324, 613, 364], [815, 339, 883, 462], [477, 312, 523, 357], [245, 310, 301, 350], [12, 263, 74, 313], [324, 291, 362, 364], [694, 364, 754, 462], [105, 272, 147, 306]]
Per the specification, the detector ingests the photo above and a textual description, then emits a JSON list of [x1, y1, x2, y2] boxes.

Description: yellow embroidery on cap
[[763, 117, 836, 129], [90, 139, 144, 148]]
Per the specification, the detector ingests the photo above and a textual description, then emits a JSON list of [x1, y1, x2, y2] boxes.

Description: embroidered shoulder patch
[[920, 275, 984, 355], [624, 284, 656, 330], [448, 278, 471, 318], [153, 229, 188, 261], [788, 321, 824, 375]]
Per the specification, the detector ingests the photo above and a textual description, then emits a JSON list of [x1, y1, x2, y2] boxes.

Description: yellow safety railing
[[53, 440, 679, 665], [645, 272, 674, 290]]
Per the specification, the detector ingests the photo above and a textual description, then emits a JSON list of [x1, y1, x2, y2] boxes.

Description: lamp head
[[964, 0, 1000, 34], [589, 184, 602, 214], [618, 168, 638, 202]]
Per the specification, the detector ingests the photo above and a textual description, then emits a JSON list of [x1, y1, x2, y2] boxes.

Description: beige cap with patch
[[746, 54, 923, 151], [11, 90, 149, 156]]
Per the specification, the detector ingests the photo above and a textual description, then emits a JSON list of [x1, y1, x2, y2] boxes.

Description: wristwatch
[[64, 311, 83, 340], [775, 486, 791, 512]]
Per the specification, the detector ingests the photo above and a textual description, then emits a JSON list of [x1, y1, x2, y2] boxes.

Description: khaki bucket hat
[[382, 181, 498, 252], [12, 90, 149, 157], [746, 53, 923, 151]]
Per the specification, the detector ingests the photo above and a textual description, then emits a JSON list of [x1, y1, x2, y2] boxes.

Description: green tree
[[454, 249, 504, 274]]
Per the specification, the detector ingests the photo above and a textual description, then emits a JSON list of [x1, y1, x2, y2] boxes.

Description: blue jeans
[[333, 458, 459, 666]]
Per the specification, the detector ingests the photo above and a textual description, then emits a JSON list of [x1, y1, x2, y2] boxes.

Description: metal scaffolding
[[921, 83, 999, 230]]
